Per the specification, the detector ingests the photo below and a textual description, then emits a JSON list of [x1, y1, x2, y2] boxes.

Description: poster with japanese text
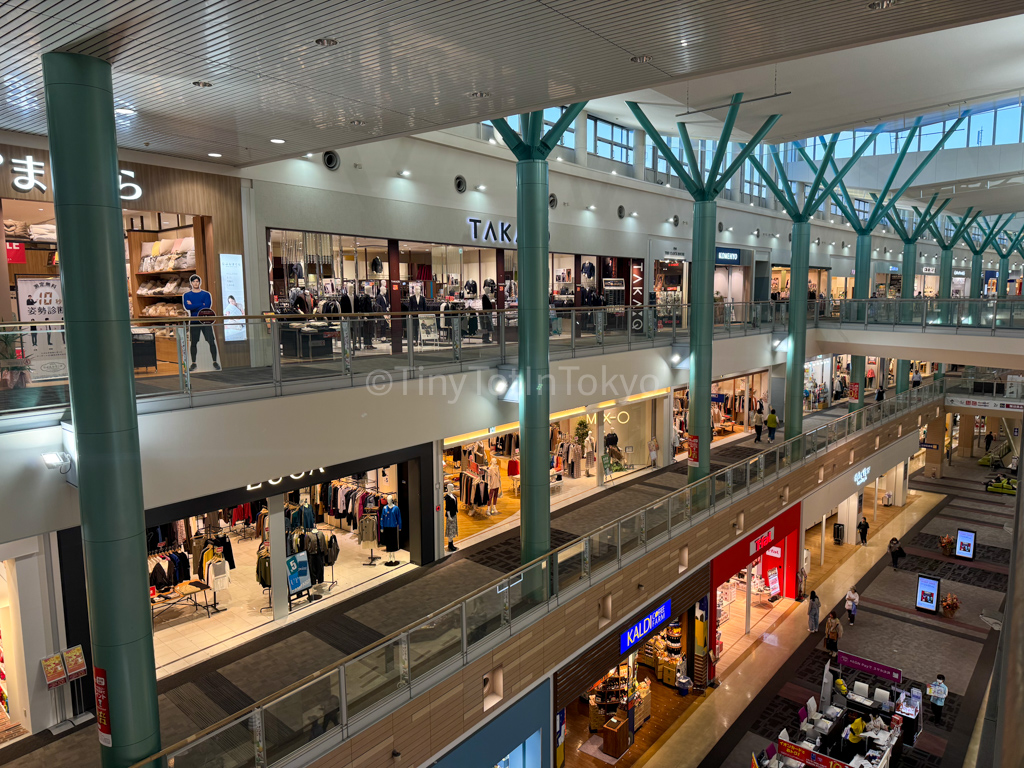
[[16, 276, 68, 381], [40, 653, 68, 689]]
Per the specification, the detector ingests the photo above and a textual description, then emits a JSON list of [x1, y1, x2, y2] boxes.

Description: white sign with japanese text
[[16, 277, 68, 381], [0, 152, 142, 200]]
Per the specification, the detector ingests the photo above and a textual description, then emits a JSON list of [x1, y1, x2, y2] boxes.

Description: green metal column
[[971, 253, 984, 298], [784, 221, 810, 441], [939, 247, 953, 325], [42, 53, 161, 766], [849, 232, 872, 411], [997, 256, 1010, 298], [688, 200, 716, 483], [517, 159, 551, 564], [896, 241, 916, 393]]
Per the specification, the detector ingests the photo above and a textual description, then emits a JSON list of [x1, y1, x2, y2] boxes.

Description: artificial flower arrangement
[[941, 592, 961, 617], [938, 534, 955, 556]]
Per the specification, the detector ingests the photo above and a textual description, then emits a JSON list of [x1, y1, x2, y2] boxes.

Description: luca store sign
[[0, 152, 142, 200], [620, 599, 671, 653]]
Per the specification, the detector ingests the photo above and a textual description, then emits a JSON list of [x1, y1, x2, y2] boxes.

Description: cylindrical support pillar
[[849, 233, 871, 412], [42, 53, 161, 766], [971, 253, 984, 298], [938, 247, 953, 326], [897, 243, 913, 394], [517, 158, 551, 564], [998, 256, 1010, 299], [688, 200, 716, 484], [784, 221, 811, 441]]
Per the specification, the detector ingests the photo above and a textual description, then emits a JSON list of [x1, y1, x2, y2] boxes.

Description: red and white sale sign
[[687, 435, 699, 463], [849, 382, 860, 400], [95, 667, 112, 747]]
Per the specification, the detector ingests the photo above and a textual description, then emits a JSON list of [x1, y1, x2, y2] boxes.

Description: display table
[[131, 332, 157, 370], [895, 696, 922, 746], [846, 691, 882, 716], [151, 581, 215, 622], [602, 715, 630, 758], [281, 327, 332, 360]]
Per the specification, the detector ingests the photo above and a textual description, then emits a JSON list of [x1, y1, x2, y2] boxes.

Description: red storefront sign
[[849, 382, 860, 400], [5, 241, 26, 264], [95, 666, 112, 747], [778, 739, 850, 768]]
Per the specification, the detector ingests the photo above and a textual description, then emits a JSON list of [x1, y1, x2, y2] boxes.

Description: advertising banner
[[286, 551, 312, 595], [95, 666, 112, 746], [955, 529, 976, 560], [916, 575, 940, 613], [219, 253, 247, 341], [15, 276, 67, 381], [62, 645, 88, 681], [778, 739, 850, 768], [836, 651, 902, 684], [40, 653, 68, 689]]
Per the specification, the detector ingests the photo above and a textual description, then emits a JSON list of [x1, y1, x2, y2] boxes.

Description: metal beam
[[706, 92, 743, 191], [746, 151, 800, 219], [865, 120, 921, 230], [539, 103, 587, 156], [491, 118, 527, 160], [677, 121, 705, 197], [711, 113, 781, 196], [767, 144, 801, 213], [624, 102, 700, 196]]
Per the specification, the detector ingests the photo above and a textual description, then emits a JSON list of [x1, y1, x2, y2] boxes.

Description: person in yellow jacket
[[845, 716, 867, 760], [765, 409, 779, 443]]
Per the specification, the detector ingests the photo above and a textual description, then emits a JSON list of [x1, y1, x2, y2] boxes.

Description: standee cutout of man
[[183, 275, 220, 371]]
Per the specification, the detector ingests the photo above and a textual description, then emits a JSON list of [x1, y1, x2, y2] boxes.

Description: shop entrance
[[672, 371, 769, 459], [0, 562, 25, 744], [553, 569, 709, 768], [709, 505, 800, 678]]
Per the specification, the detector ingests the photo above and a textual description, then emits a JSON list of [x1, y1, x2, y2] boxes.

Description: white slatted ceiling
[[0, 0, 1019, 166]]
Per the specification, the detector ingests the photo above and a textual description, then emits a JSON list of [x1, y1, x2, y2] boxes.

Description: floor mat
[[466, 528, 579, 573], [896, 554, 1008, 592]]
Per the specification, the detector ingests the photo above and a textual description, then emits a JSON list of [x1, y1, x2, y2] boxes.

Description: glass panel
[[345, 638, 406, 718], [465, 582, 507, 647], [670, 490, 691, 529], [995, 103, 1022, 145], [508, 560, 549, 621], [589, 525, 619, 575], [264, 674, 341, 764], [968, 111, 994, 147], [409, 605, 463, 680], [167, 715, 255, 768], [556, 540, 586, 593], [619, 513, 642, 557], [646, 500, 670, 541]]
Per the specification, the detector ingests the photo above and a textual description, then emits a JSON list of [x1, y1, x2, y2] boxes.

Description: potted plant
[[938, 534, 955, 557], [941, 592, 961, 618], [575, 418, 592, 477], [0, 332, 31, 390]]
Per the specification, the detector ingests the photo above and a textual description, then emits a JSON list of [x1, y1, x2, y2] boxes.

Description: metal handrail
[[127, 377, 950, 768]]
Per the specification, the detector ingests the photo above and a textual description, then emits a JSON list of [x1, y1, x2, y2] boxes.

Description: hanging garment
[[207, 558, 231, 591], [359, 514, 379, 549]]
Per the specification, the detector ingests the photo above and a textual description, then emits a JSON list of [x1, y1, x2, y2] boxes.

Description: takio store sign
[[468, 217, 517, 243]]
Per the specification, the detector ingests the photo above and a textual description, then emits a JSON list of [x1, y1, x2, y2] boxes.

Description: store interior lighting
[[41, 452, 72, 472]]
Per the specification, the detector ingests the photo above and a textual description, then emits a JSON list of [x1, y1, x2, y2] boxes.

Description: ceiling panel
[[0, 0, 1019, 166]]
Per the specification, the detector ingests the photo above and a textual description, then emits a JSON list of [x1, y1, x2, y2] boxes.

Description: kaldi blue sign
[[619, 599, 671, 654]]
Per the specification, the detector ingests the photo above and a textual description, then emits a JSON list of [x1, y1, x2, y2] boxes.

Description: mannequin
[[584, 432, 596, 477], [444, 483, 459, 552], [486, 458, 502, 516], [481, 290, 494, 344], [409, 285, 426, 344], [380, 494, 402, 566], [605, 427, 623, 463]]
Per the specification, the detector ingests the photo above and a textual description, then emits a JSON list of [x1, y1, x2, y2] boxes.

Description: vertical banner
[[16, 276, 67, 380], [630, 258, 645, 335], [94, 667, 111, 746], [219, 253, 247, 341]]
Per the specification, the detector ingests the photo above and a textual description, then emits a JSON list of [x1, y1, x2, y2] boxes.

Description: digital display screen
[[955, 529, 976, 560], [916, 575, 940, 612]]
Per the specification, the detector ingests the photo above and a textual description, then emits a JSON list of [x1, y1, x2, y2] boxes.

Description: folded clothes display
[[138, 277, 188, 296], [3, 219, 30, 239], [29, 223, 57, 242], [139, 301, 188, 318], [139, 237, 197, 272]]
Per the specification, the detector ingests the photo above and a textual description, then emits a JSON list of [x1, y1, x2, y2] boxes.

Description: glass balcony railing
[[814, 297, 1024, 332], [131, 379, 948, 768], [0, 302, 780, 419]]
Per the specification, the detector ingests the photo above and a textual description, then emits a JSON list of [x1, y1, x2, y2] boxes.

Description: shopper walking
[[766, 408, 779, 443], [845, 586, 860, 625], [888, 537, 905, 569], [807, 590, 821, 632], [985, 431, 994, 453], [824, 611, 843, 657], [857, 516, 870, 545], [753, 408, 764, 443], [912, 369, 922, 388], [929, 674, 948, 725], [875, 386, 885, 402]]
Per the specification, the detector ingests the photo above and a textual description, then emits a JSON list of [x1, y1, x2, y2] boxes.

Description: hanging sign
[[836, 651, 902, 684], [40, 653, 68, 689], [620, 599, 671, 653], [5, 241, 25, 264], [16, 276, 68, 381], [95, 666, 112, 746], [62, 645, 88, 681]]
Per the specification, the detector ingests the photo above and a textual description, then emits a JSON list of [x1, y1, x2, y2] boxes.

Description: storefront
[[57, 444, 435, 699], [0, 141, 245, 378], [672, 370, 769, 457], [951, 267, 969, 298], [713, 247, 751, 304], [771, 265, 829, 300], [914, 264, 939, 297], [652, 248, 687, 326], [552, 566, 710, 768], [708, 504, 801, 679], [829, 256, 855, 301], [804, 355, 833, 413], [874, 263, 902, 298], [443, 394, 666, 545]]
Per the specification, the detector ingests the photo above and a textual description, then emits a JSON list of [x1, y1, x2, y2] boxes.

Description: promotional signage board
[[916, 575, 940, 613], [95, 666, 112, 746], [62, 645, 88, 681], [767, 568, 781, 597], [946, 395, 1024, 412], [749, 527, 774, 557], [778, 739, 850, 768], [836, 651, 902, 684], [219, 253, 247, 341], [5, 241, 25, 264], [286, 551, 312, 595], [40, 653, 68, 689], [16, 276, 68, 380], [620, 599, 671, 654], [849, 382, 859, 401], [955, 529, 976, 560], [715, 247, 741, 265]]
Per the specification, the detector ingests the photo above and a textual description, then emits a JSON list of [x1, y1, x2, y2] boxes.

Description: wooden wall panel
[[307, 402, 933, 768]]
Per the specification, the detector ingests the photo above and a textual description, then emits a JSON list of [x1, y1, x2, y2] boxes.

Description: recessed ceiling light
[[475, 185, 486, 191], [315, 37, 338, 46], [611, 170, 617, 175], [348, 119, 364, 126], [680, 39, 688, 46], [630, 54, 653, 64], [630, 211, 638, 217], [398, 170, 411, 177], [304, 153, 314, 158], [728, 227, 733, 231], [114, 107, 136, 116], [192, 80, 212, 88], [208, 152, 222, 158], [488, 138, 497, 145], [38, 208, 44, 211], [467, 91, 491, 99], [270, 138, 285, 144], [587, 205, 596, 211]]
